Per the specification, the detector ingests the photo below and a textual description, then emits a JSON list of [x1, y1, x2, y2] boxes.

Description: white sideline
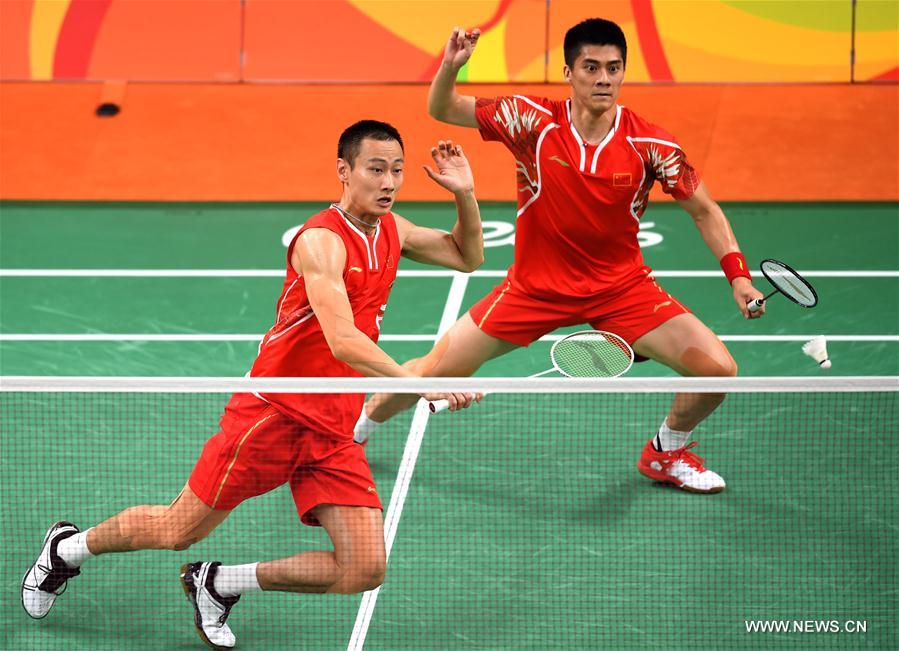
[[347, 271, 470, 651]]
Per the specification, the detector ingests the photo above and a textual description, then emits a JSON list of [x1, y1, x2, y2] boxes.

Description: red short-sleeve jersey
[[248, 206, 400, 439], [476, 95, 700, 299]]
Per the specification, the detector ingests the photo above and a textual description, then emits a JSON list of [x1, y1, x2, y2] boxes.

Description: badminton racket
[[748, 258, 818, 312], [428, 330, 634, 414]]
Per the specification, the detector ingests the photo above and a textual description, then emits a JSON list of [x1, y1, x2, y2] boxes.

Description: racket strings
[[551, 333, 633, 378], [760, 259, 817, 307]]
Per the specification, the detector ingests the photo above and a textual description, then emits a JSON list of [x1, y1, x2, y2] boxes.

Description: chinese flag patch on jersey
[[613, 173, 632, 187]]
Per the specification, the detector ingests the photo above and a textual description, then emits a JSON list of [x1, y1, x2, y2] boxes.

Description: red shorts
[[189, 393, 382, 526], [468, 271, 690, 348]]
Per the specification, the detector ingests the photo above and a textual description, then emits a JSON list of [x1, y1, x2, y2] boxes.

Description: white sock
[[654, 420, 691, 452], [214, 562, 261, 597], [353, 408, 381, 444], [56, 529, 95, 568]]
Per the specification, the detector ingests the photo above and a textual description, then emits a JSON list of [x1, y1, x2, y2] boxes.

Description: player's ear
[[563, 65, 572, 84], [336, 158, 350, 183]]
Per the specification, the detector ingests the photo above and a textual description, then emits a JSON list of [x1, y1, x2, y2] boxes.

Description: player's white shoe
[[637, 440, 726, 493], [21, 521, 82, 618], [181, 561, 241, 650]]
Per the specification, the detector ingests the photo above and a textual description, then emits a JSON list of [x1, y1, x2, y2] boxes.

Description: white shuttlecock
[[802, 336, 831, 369]]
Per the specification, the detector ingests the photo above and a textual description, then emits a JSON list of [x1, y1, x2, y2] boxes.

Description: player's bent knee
[[365, 560, 387, 591], [347, 573, 384, 594], [354, 557, 386, 592], [347, 570, 385, 594], [332, 559, 386, 594], [688, 351, 738, 378]]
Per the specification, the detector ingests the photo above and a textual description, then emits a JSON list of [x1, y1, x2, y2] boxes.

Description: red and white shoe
[[637, 440, 726, 493]]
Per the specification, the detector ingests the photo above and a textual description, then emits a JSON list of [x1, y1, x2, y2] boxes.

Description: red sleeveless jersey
[[248, 206, 400, 439]]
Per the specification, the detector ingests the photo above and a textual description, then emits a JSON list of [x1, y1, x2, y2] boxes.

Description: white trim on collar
[[590, 105, 622, 174], [332, 206, 380, 271], [565, 101, 621, 174]]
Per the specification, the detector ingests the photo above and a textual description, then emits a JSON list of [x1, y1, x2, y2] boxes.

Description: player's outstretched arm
[[677, 182, 765, 319], [293, 229, 478, 409], [295, 229, 418, 376], [428, 27, 480, 128], [396, 140, 483, 272]]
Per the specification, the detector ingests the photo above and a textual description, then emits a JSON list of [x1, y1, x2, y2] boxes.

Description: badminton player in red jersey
[[358, 19, 766, 494], [22, 121, 483, 649]]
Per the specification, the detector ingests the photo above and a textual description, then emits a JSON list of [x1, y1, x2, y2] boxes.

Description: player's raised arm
[[428, 27, 481, 127], [396, 140, 483, 272], [677, 182, 765, 319]]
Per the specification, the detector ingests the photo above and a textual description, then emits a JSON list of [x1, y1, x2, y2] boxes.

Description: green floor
[[1, 201, 897, 649], [1, 201, 897, 377], [1, 391, 896, 649]]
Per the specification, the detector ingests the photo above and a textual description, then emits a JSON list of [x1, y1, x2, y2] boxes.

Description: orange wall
[[2, 0, 896, 82], [2, 0, 241, 81], [1, 82, 896, 202]]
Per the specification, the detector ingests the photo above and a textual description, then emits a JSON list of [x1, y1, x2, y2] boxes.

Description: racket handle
[[429, 399, 450, 414], [748, 298, 764, 313]]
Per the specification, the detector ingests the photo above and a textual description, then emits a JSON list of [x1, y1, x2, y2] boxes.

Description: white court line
[[2, 334, 897, 343], [348, 272, 470, 651], [541, 334, 899, 343], [1, 269, 897, 278], [0, 334, 436, 342]]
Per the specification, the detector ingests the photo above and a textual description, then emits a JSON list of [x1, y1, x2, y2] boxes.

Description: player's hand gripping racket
[[428, 330, 635, 414], [747, 259, 818, 313]]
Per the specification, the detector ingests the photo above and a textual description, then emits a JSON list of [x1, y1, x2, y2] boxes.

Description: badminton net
[[1, 376, 896, 650]]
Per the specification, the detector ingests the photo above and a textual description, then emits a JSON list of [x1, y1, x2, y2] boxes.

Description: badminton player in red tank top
[[246, 204, 402, 437], [21, 121, 485, 647], [360, 19, 767, 495]]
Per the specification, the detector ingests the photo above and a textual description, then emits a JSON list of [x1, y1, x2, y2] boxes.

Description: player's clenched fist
[[443, 27, 480, 71], [421, 392, 482, 411]]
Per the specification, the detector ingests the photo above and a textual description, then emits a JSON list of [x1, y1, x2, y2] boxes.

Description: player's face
[[339, 138, 405, 218], [564, 45, 624, 114]]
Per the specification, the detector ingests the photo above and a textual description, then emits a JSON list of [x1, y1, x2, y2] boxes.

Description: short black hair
[[337, 120, 404, 168], [563, 18, 627, 68]]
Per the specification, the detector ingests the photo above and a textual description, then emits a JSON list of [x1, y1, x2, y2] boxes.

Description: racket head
[[549, 330, 635, 378], [760, 259, 818, 308]]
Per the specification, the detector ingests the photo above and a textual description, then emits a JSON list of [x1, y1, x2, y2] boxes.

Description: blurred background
[[1, 0, 896, 203]]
